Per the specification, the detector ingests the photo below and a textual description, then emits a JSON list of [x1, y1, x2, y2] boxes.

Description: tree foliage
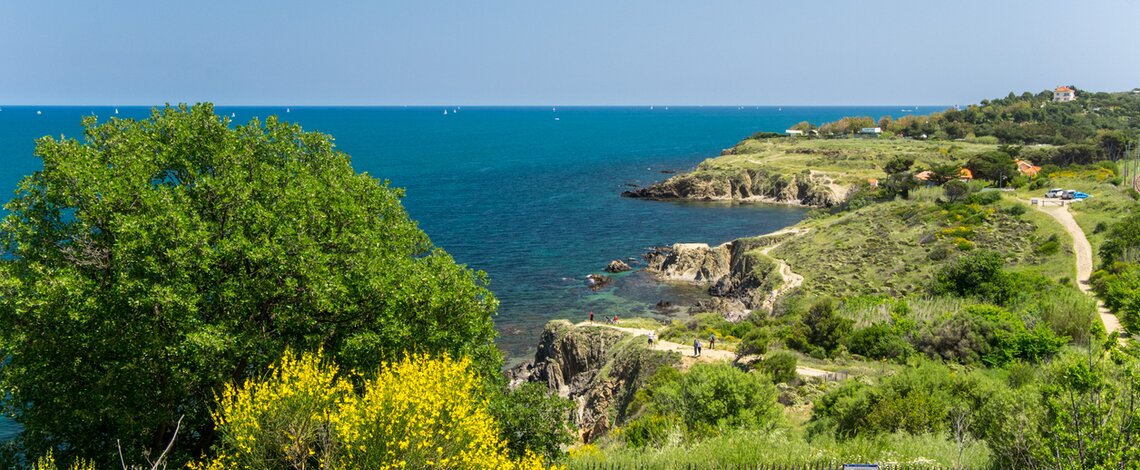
[[0, 104, 499, 465]]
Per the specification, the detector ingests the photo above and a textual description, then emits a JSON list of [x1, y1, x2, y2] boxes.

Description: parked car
[[1045, 188, 1065, 198]]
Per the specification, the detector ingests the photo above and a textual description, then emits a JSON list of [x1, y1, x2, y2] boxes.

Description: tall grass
[[567, 428, 991, 469]]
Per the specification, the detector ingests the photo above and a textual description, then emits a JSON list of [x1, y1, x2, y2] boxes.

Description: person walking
[[647, 331, 654, 345], [693, 338, 702, 357], [589, 311, 594, 322], [709, 333, 716, 350]]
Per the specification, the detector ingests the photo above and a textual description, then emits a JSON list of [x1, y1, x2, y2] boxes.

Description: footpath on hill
[[574, 322, 831, 379], [759, 229, 807, 311], [1030, 201, 1124, 337]]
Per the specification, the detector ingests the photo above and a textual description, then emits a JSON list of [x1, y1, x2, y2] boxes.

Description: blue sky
[[2, 0, 1137, 106]]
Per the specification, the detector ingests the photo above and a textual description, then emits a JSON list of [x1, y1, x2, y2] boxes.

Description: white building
[[785, 129, 804, 136], [1053, 86, 1076, 102], [859, 127, 882, 135]]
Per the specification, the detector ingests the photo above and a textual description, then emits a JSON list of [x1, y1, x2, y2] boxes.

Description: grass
[[567, 427, 991, 468], [770, 193, 1072, 299], [700, 137, 1000, 187]]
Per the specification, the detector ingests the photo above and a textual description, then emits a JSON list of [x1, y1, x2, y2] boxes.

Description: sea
[[0, 104, 935, 439]]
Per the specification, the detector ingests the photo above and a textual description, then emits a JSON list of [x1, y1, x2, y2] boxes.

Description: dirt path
[[1030, 201, 1124, 337], [759, 229, 808, 310], [574, 321, 832, 378]]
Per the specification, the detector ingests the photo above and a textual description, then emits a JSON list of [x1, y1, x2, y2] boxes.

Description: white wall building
[[1053, 86, 1076, 102]]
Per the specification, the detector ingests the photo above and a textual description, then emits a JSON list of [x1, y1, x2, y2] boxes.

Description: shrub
[[622, 414, 677, 449], [1004, 203, 1028, 216], [491, 382, 576, 461], [916, 304, 1066, 366], [965, 190, 1003, 205], [192, 351, 547, 469], [927, 245, 951, 261], [758, 351, 798, 384], [636, 363, 781, 436], [844, 323, 913, 361], [793, 299, 853, 356], [1036, 233, 1061, 255], [932, 250, 1021, 306]]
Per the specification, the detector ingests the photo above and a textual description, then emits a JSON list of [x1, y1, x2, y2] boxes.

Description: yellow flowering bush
[[30, 451, 96, 470], [193, 351, 549, 470]]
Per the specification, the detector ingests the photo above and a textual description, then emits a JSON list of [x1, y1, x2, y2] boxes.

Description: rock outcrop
[[644, 235, 788, 319], [509, 321, 679, 442], [621, 168, 840, 207], [605, 259, 632, 273], [585, 273, 612, 290]]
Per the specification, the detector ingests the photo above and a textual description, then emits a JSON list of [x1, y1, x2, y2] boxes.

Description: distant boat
[[665, 107, 669, 110], [443, 109, 448, 115], [552, 107, 556, 112], [36, 110, 42, 115], [650, 106, 654, 110], [114, 108, 119, 114], [231, 112, 235, 118], [286, 108, 291, 113], [554, 117, 560, 121]]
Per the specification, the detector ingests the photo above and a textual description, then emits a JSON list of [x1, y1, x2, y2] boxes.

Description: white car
[[1045, 188, 1065, 198]]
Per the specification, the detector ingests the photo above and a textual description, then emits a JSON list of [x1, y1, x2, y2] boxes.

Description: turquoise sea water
[[0, 105, 936, 439]]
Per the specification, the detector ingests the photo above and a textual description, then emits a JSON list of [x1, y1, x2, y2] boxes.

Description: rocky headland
[[508, 320, 679, 442], [642, 231, 800, 320], [621, 168, 841, 207]]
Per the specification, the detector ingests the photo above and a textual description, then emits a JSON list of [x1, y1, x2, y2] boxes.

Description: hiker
[[613, 314, 619, 323], [693, 338, 702, 357], [589, 311, 594, 322], [709, 333, 716, 350], [647, 331, 654, 345]]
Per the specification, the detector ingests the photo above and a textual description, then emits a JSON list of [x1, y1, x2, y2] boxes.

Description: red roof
[[1055, 86, 1074, 92]]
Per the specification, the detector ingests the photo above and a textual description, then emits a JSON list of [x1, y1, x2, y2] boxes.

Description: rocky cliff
[[644, 235, 787, 319], [508, 320, 679, 442], [621, 168, 841, 207]]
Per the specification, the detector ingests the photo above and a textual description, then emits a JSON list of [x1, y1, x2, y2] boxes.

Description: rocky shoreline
[[621, 167, 843, 207]]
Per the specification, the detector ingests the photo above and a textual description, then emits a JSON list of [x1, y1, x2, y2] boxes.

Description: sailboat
[[36, 110, 42, 115], [552, 107, 556, 112], [443, 109, 448, 115], [286, 108, 291, 113], [114, 108, 119, 114], [231, 112, 236, 118], [650, 106, 654, 110]]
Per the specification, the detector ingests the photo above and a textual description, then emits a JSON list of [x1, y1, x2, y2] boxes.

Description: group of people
[[586, 311, 718, 358], [587, 311, 619, 324], [693, 333, 715, 357]]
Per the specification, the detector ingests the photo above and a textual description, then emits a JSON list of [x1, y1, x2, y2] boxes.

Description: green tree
[[942, 180, 971, 202], [0, 105, 499, 466], [799, 298, 852, 355], [966, 150, 1016, 184]]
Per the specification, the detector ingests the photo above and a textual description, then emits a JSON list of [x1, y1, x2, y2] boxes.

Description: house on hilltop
[[1053, 86, 1076, 102]]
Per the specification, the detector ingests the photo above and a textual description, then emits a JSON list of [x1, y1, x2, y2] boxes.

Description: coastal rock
[[621, 168, 841, 207], [645, 235, 788, 319], [508, 320, 680, 442], [585, 273, 612, 290], [604, 259, 632, 273]]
